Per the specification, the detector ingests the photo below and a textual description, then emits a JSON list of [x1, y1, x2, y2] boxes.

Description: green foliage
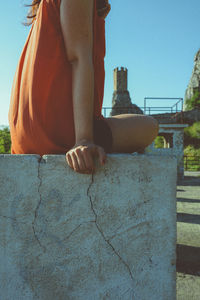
[[184, 121, 200, 148], [185, 90, 200, 110], [184, 145, 200, 156], [182, 120, 200, 170], [154, 136, 165, 148], [0, 126, 11, 154], [184, 121, 200, 139], [184, 145, 200, 171]]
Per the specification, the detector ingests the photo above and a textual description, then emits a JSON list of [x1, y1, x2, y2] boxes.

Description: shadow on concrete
[[177, 244, 200, 276], [177, 176, 200, 187], [177, 197, 200, 203], [177, 213, 200, 225]]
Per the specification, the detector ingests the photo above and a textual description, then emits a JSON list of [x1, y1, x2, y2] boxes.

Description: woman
[[9, 0, 159, 174]]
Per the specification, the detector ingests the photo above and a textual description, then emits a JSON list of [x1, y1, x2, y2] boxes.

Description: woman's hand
[[66, 140, 106, 174]]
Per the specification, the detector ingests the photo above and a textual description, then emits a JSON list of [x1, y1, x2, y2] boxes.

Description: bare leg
[[104, 114, 159, 153]]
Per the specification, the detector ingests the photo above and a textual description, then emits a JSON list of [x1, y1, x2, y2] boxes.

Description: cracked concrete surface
[[87, 173, 135, 285], [0, 154, 177, 300], [32, 156, 46, 253]]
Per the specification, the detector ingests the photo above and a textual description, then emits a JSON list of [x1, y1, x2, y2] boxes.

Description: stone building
[[110, 67, 143, 116], [146, 124, 188, 179], [184, 49, 200, 111]]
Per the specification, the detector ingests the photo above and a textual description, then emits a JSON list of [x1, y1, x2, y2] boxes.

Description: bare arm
[[60, 0, 106, 173]]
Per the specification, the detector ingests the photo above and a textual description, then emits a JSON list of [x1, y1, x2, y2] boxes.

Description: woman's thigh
[[104, 114, 159, 153]]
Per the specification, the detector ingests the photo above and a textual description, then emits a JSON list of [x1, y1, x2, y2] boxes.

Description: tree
[[154, 136, 164, 148], [184, 121, 200, 148], [0, 126, 11, 154]]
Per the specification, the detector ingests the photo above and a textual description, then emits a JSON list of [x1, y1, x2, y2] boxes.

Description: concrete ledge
[[0, 154, 177, 300]]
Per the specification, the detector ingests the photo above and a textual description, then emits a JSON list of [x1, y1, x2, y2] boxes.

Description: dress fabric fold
[[8, 0, 106, 155]]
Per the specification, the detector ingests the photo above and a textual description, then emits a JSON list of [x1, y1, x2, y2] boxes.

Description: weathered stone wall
[[0, 154, 177, 300], [184, 49, 200, 110], [113, 67, 128, 92]]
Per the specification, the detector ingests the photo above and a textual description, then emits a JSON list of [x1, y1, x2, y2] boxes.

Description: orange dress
[[8, 0, 105, 155]]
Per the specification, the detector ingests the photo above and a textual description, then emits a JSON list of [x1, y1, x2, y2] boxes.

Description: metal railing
[[142, 107, 182, 115], [144, 97, 183, 115], [102, 97, 183, 117], [102, 107, 140, 117], [184, 155, 200, 171], [102, 106, 182, 118]]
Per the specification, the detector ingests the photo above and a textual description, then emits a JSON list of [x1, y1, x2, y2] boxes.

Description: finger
[[82, 148, 95, 171], [97, 146, 106, 165], [71, 152, 80, 172], [66, 152, 73, 169], [74, 148, 87, 172]]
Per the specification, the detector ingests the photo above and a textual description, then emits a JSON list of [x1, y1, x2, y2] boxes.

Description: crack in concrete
[[32, 157, 46, 253], [64, 224, 82, 241], [62, 221, 95, 242], [0, 215, 26, 224], [87, 173, 135, 287], [107, 221, 150, 242]]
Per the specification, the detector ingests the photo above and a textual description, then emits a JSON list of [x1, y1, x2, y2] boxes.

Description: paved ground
[[176, 171, 200, 300]]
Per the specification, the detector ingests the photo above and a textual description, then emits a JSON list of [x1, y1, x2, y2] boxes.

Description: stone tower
[[110, 67, 143, 116], [114, 66, 128, 92]]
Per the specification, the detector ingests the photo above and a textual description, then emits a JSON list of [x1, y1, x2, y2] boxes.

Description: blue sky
[[0, 0, 200, 125]]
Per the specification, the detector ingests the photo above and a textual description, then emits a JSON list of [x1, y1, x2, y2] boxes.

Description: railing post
[[181, 98, 183, 111]]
